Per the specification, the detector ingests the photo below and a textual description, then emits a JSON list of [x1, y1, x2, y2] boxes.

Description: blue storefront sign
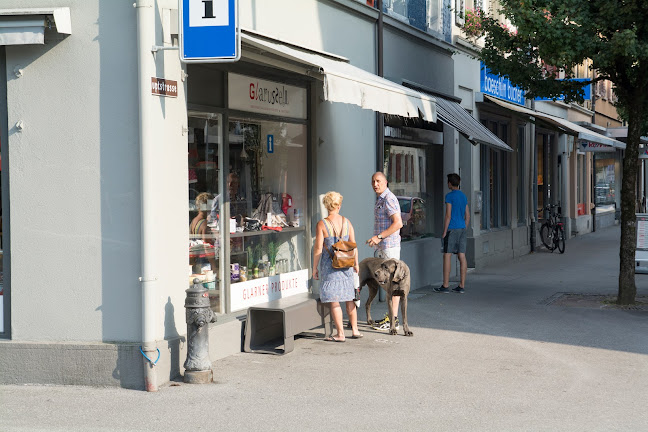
[[267, 135, 274, 154], [480, 63, 526, 106], [534, 78, 591, 101], [180, 0, 240, 63]]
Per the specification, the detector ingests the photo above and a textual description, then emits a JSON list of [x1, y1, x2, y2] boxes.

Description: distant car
[[595, 182, 614, 205], [397, 196, 426, 238]]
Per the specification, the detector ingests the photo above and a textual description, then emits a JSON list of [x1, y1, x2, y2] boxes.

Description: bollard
[[184, 278, 217, 384]]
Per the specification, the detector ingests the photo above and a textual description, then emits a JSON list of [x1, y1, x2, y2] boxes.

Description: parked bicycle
[[538, 204, 566, 253]]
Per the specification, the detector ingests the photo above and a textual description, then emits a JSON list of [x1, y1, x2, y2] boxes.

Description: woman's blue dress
[[319, 219, 354, 303]]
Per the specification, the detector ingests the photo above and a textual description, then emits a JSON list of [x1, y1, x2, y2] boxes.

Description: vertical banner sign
[[267, 135, 274, 154], [180, 0, 240, 63]]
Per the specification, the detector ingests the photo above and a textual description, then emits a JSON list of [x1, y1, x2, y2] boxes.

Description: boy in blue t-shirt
[[434, 173, 470, 294]]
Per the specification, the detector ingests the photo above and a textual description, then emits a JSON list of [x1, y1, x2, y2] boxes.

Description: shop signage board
[[179, 0, 240, 63], [480, 63, 526, 106], [228, 73, 307, 119], [151, 77, 178, 97], [579, 141, 614, 153], [636, 213, 648, 273], [267, 135, 274, 153], [229, 269, 309, 311], [534, 78, 591, 101]]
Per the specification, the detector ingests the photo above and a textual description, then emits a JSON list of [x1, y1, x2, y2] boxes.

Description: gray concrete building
[[0, 0, 512, 389]]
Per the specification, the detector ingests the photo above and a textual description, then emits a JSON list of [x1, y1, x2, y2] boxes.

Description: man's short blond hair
[[322, 191, 343, 212]]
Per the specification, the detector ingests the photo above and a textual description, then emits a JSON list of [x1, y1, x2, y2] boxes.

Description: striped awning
[[436, 97, 512, 151]]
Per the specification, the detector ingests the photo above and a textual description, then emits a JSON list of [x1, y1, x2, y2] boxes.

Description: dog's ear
[[392, 260, 407, 283]]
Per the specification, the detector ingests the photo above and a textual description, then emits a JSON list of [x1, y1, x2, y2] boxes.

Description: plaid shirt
[[374, 188, 401, 249]]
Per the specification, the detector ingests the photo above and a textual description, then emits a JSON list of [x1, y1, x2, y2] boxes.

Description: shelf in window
[[230, 226, 305, 238]]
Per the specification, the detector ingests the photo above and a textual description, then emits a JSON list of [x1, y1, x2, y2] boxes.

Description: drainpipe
[[376, 0, 386, 302], [591, 71, 597, 232], [530, 100, 537, 251], [135, 0, 158, 392], [376, 0, 384, 172]]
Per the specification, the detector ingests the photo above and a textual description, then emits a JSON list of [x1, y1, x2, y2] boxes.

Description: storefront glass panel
[[384, 142, 443, 239], [595, 156, 616, 209], [188, 113, 224, 313], [227, 118, 308, 313]]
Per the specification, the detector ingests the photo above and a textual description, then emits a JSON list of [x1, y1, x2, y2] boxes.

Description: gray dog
[[358, 257, 413, 336]]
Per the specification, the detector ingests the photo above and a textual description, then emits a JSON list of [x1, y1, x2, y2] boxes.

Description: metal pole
[[136, 0, 158, 392]]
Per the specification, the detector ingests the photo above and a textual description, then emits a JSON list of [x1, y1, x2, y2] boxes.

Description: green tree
[[478, 0, 648, 304]]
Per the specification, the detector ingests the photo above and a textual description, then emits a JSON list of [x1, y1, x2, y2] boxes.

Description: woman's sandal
[[350, 333, 364, 339], [325, 335, 346, 343]]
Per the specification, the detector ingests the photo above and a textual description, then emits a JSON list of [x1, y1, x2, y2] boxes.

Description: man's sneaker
[[452, 286, 465, 294], [372, 313, 389, 327], [372, 316, 400, 331], [433, 286, 450, 293]]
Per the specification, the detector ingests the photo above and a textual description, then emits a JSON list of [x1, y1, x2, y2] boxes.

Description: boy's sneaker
[[452, 286, 465, 294], [433, 286, 450, 293]]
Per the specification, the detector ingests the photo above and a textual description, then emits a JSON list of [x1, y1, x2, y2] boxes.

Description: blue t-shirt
[[445, 189, 468, 230]]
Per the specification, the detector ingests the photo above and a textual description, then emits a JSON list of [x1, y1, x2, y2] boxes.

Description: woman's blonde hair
[[195, 192, 213, 210], [322, 191, 343, 212]]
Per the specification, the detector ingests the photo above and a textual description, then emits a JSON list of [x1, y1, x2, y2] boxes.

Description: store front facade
[[0, 0, 467, 389]]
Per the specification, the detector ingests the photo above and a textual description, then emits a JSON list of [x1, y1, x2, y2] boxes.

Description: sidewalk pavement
[[2, 226, 647, 432]]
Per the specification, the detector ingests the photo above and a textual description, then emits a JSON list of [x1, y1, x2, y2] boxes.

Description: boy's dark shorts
[[442, 228, 467, 254]]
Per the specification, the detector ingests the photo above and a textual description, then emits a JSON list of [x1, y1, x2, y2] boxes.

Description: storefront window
[[480, 120, 510, 230], [517, 125, 526, 225], [227, 118, 308, 312], [188, 113, 224, 313], [577, 153, 586, 215], [595, 156, 616, 209], [384, 142, 443, 240]]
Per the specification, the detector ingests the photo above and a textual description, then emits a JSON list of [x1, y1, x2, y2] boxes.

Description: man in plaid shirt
[[367, 172, 403, 330]]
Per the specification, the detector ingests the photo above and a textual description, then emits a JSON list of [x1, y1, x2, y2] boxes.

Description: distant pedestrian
[[366, 172, 403, 330], [435, 173, 469, 294]]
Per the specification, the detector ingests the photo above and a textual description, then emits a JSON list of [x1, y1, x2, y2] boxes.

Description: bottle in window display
[[267, 242, 278, 276]]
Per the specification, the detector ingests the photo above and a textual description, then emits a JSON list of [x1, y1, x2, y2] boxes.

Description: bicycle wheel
[[540, 223, 553, 250], [556, 226, 566, 254]]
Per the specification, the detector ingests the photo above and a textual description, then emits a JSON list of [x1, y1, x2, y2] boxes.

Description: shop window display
[[188, 114, 223, 313], [226, 119, 308, 312], [384, 142, 443, 240], [595, 156, 616, 208], [188, 114, 308, 313]]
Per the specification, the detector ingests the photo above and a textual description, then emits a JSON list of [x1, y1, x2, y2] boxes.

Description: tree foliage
[[478, 0, 648, 304]]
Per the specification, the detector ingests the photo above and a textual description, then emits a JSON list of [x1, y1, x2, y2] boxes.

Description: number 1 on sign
[[189, 0, 228, 27]]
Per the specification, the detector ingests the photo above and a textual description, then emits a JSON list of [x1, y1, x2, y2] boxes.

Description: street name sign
[[180, 0, 240, 63]]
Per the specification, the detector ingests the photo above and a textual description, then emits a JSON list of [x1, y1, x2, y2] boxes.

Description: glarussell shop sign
[[228, 73, 307, 119]]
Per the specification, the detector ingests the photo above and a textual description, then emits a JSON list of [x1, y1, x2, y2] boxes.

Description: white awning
[[435, 96, 512, 151], [242, 32, 436, 122], [484, 95, 625, 150], [0, 8, 71, 46]]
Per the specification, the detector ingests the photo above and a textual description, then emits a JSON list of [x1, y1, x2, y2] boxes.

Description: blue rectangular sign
[[480, 63, 526, 106], [180, 0, 240, 63], [534, 78, 592, 101], [267, 135, 274, 154]]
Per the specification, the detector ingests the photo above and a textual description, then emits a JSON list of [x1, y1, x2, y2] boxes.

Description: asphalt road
[[2, 225, 647, 432]]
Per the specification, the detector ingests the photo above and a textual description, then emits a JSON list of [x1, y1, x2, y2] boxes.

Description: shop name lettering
[[241, 277, 301, 300], [249, 82, 289, 106], [483, 75, 525, 104]]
